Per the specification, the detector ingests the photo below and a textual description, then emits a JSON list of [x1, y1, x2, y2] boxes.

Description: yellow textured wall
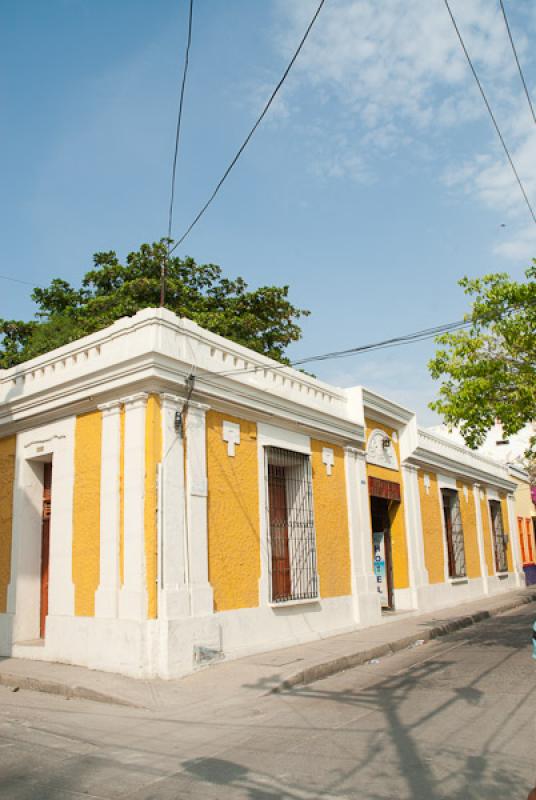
[[0, 436, 16, 614], [418, 471, 445, 584], [456, 481, 481, 579], [500, 495, 514, 572], [311, 440, 352, 598], [206, 411, 260, 611], [365, 419, 409, 590], [72, 411, 102, 617], [119, 405, 125, 586], [514, 477, 535, 518], [480, 496, 495, 576], [144, 395, 162, 620]]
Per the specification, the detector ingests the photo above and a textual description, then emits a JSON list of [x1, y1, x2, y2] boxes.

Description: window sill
[[449, 577, 468, 585], [269, 597, 320, 609]]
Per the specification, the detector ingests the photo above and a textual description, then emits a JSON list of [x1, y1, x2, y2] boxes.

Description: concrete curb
[[0, 672, 142, 708], [272, 591, 536, 692]]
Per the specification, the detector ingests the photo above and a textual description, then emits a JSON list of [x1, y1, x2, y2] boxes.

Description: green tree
[[0, 241, 309, 368], [429, 262, 536, 455]]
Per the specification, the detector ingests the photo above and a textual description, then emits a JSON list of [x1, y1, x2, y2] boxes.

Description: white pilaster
[[185, 402, 214, 617], [472, 483, 489, 594], [9, 418, 76, 641], [158, 394, 190, 619], [506, 492, 524, 586], [344, 447, 381, 626], [401, 463, 430, 610], [95, 401, 122, 618], [119, 393, 148, 620]]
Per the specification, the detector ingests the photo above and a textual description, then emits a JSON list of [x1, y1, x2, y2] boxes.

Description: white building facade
[[0, 309, 525, 678]]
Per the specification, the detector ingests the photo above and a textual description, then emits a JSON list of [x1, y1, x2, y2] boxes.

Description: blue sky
[[2, 0, 536, 424]]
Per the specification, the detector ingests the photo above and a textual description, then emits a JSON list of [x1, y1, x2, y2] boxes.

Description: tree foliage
[[429, 262, 536, 455], [1, 241, 309, 368]]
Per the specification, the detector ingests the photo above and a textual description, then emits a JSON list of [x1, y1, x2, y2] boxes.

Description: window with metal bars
[[489, 500, 508, 573], [265, 446, 319, 603], [441, 488, 466, 579]]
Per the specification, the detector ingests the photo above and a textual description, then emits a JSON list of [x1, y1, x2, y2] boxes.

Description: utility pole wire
[[443, 0, 536, 226], [161, 0, 195, 307], [498, 0, 536, 127], [212, 297, 536, 379], [168, 0, 327, 255], [0, 274, 34, 286]]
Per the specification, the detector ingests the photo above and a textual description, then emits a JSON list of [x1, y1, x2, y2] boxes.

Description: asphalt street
[[0, 602, 535, 800]]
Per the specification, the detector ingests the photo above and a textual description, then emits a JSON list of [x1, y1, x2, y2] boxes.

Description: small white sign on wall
[[322, 447, 334, 476], [222, 420, 240, 457]]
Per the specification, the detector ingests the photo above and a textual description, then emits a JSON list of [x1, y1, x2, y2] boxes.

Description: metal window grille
[[489, 500, 508, 573], [265, 446, 319, 603], [441, 489, 466, 579]]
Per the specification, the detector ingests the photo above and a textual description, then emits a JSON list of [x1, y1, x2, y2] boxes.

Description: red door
[[40, 463, 52, 639], [268, 464, 291, 601]]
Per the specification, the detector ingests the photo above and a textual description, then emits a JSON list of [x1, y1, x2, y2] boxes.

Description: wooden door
[[268, 464, 291, 601], [40, 463, 52, 639], [526, 518, 534, 563], [384, 528, 394, 609]]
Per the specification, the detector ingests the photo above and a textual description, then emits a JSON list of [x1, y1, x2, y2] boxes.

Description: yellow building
[[509, 465, 536, 585], [0, 309, 525, 678]]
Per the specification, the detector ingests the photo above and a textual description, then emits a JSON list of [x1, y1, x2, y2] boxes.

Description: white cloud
[[441, 115, 536, 257], [272, 0, 536, 255], [493, 222, 536, 261], [276, 0, 518, 132]]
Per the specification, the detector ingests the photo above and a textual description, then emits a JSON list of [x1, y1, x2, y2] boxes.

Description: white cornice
[[408, 428, 516, 492], [0, 309, 365, 446], [360, 387, 415, 427], [0, 308, 520, 486], [507, 463, 530, 482]]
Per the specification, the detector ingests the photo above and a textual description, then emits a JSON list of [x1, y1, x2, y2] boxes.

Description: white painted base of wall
[[0, 574, 522, 679], [420, 573, 518, 611], [164, 595, 359, 679], [393, 588, 415, 611], [486, 572, 520, 594], [357, 591, 383, 627], [423, 577, 486, 611], [0, 596, 360, 679], [5, 615, 160, 679], [0, 612, 14, 654]]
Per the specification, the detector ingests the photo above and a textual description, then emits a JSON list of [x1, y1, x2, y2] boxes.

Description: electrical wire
[[212, 319, 472, 378], [443, 0, 536, 226], [210, 296, 536, 379], [162, 0, 195, 306], [1, 274, 34, 286], [167, 0, 195, 243], [167, 0, 326, 255], [498, 0, 536, 127]]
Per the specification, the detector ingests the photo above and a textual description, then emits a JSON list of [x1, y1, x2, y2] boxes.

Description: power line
[[443, 0, 536, 226], [213, 319, 472, 378], [168, 0, 326, 256], [0, 274, 34, 286], [498, 0, 536, 127], [212, 296, 536, 379], [161, 0, 195, 307]]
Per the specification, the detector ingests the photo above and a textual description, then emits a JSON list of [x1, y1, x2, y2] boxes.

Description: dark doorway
[[40, 463, 52, 639], [370, 496, 394, 610]]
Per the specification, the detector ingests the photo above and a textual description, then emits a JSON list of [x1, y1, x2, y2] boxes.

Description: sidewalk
[[1, 587, 535, 712]]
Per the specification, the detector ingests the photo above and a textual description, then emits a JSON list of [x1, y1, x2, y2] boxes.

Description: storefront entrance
[[369, 476, 401, 612], [371, 497, 394, 610]]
